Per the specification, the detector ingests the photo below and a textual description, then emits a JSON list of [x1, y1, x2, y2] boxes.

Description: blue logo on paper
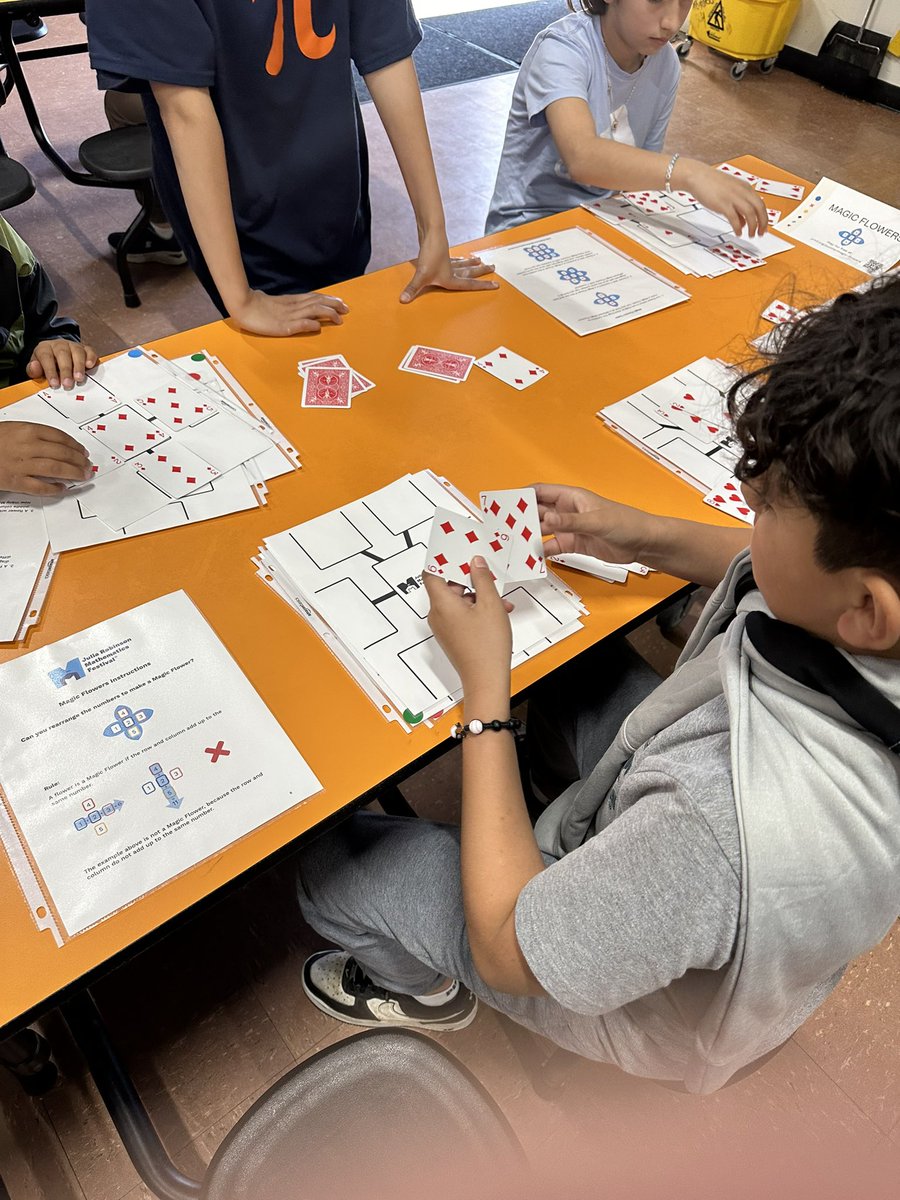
[[558, 267, 589, 285], [523, 242, 559, 262], [593, 292, 621, 307], [102, 703, 154, 742], [48, 658, 85, 688], [838, 227, 865, 247]]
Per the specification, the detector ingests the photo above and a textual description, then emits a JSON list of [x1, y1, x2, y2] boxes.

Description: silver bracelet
[[664, 152, 680, 193]]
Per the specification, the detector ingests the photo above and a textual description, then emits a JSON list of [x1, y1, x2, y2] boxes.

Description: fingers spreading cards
[[474, 346, 548, 391]]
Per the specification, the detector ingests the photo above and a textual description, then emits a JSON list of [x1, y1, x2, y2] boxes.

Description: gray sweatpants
[[296, 641, 660, 1059]]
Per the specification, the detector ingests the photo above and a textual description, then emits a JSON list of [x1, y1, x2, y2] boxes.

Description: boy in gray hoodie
[[295, 275, 900, 1093]]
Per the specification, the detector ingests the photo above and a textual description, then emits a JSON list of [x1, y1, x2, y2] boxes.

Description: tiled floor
[[1, 11, 899, 1200]]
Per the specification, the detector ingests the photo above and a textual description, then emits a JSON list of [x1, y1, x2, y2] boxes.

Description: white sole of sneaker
[[301, 976, 478, 1032]]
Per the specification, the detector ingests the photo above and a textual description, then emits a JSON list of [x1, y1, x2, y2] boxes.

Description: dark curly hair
[[728, 275, 900, 578]]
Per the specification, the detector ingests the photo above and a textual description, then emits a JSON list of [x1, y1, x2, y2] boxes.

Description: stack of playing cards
[[398, 345, 475, 384], [583, 173, 795, 279], [0, 346, 300, 581], [298, 354, 375, 409], [599, 358, 755, 525], [254, 471, 586, 731]]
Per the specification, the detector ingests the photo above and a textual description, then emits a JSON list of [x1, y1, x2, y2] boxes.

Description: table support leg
[[375, 784, 418, 819], [60, 992, 202, 1200]]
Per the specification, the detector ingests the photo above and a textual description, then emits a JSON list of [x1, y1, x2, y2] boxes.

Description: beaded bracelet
[[451, 717, 524, 741]]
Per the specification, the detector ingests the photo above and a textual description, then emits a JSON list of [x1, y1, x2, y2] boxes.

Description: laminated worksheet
[[774, 178, 900, 275], [0, 497, 52, 642], [0, 592, 321, 943], [485, 227, 690, 335]]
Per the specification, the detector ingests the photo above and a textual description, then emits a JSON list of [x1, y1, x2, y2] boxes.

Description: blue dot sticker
[[127, 349, 143, 357]]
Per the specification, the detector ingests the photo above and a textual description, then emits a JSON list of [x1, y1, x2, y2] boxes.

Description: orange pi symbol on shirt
[[256, 0, 336, 75]]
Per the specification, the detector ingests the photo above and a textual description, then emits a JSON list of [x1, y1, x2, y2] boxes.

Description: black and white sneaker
[[302, 950, 478, 1031], [107, 228, 187, 266]]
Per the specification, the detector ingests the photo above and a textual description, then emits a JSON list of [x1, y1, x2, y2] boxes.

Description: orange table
[[0, 156, 860, 1036]]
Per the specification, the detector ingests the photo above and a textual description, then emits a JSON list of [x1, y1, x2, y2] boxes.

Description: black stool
[[60, 991, 525, 1200], [78, 125, 154, 308], [0, 152, 34, 209]]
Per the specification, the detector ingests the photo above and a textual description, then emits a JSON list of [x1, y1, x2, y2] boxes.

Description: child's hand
[[424, 557, 514, 694], [230, 290, 349, 336], [680, 161, 769, 238], [536, 483, 655, 563], [26, 340, 99, 390], [0, 421, 92, 496], [400, 233, 498, 303]]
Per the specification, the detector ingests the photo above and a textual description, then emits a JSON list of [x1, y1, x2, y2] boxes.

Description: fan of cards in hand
[[425, 487, 547, 593]]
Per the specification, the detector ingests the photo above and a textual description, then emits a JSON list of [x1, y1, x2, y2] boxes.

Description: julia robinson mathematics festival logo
[[48, 658, 86, 688]]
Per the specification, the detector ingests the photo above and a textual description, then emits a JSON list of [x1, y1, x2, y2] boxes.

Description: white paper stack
[[0, 497, 57, 643], [0, 346, 299, 559], [255, 470, 587, 731], [583, 189, 793, 278], [599, 358, 755, 525]]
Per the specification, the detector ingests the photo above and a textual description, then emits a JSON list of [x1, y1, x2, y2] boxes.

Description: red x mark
[[205, 741, 230, 763]]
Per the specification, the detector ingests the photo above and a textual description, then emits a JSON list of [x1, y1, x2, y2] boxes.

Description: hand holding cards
[[425, 487, 546, 593]]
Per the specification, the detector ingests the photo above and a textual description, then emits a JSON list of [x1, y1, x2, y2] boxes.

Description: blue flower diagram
[[593, 291, 621, 308], [557, 267, 590, 286], [522, 242, 559, 262], [838, 227, 865, 248], [102, 703, 154, 742]]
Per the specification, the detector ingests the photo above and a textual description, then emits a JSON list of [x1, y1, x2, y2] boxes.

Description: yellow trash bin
[[685, 0, 802, 78]]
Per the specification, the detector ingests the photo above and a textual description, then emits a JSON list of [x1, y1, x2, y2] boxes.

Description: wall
[[785, 0, 900, 87]]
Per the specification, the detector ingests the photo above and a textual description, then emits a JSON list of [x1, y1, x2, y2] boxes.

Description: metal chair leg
[[60, 991, 201, 1200], [114, 203, 145, 308]]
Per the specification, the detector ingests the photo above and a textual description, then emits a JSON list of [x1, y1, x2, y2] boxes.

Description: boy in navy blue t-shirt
[[85, 1, 496, 336]]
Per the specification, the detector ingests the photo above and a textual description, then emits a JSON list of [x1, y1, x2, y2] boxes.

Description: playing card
[[298, 355, 374, 396], [709, 243, 766, 271], [622, 190, 677, 215], [400, 345, 474, 383], [39, 377, 118, 423], [717, 163, 760, 185], [765, 208, 781, 225], [760, 299, 803, 325], [301, 366, 353, 409], [755, 178, 805, 201], [424, 507, 504, 589], [132, 443, 220, 499], [474, 346, 548, 391], [479, 488, 546, 580], [135, 385, 216, 431], [83, 405, 169, 460], [703, 478, 755, 525]]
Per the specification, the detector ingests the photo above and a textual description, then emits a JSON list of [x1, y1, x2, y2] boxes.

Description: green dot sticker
[[402, 709, 424, 725], [190, 353, 206, 361]]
